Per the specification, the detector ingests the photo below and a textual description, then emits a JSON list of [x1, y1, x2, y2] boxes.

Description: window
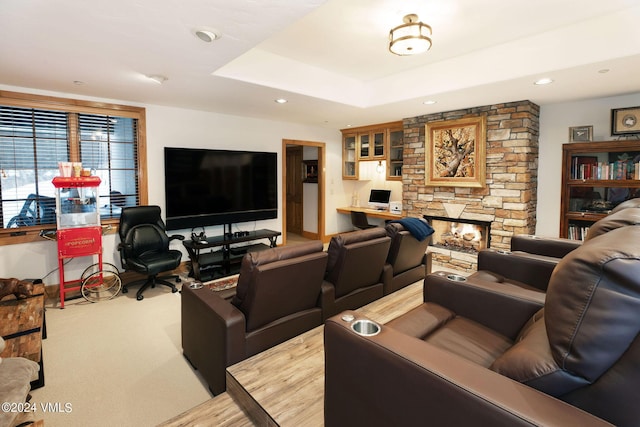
[[78, 113, 139, 218], [0, 91, 147, 245]]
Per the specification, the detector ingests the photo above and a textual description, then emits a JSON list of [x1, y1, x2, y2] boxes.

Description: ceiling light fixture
[[193, 28, 220, 43], [423, 100, 437, 105], [274, 98, 288, 104], [147, 75, 168, 84], [389, 14, 432, 56], [376, 160, 385, 174]]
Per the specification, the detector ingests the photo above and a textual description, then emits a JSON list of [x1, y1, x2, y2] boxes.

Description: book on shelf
[[568, 224, 590, 241], [571, 156, 639, 180]]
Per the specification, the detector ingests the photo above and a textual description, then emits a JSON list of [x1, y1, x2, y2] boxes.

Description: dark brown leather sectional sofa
[[325, 217, 640, 426], [182, 222, 430, 394], [471, 206, 640, 293], [382, 220, 432, 295]]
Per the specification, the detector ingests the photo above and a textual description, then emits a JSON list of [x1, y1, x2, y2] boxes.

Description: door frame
[[281, 139, 326, 245]]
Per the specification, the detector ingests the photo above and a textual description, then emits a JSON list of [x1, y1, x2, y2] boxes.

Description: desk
[[337, 206, 403, 221], [183, 229, 281, 281]]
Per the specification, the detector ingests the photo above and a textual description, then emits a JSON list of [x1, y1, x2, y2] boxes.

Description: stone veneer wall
[[403, 100, 539, 272]]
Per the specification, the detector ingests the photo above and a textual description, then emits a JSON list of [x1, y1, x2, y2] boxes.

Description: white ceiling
[[1, 0, 639, 128]]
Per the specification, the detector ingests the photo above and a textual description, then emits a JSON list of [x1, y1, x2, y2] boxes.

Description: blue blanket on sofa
[[390, 217, 434, 242]]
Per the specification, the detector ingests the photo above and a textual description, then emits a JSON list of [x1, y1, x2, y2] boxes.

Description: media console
[[182, 228, 281, 282]]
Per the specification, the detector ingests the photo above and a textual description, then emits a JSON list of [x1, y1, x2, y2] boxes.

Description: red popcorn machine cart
[[52, 176, 121, 308]]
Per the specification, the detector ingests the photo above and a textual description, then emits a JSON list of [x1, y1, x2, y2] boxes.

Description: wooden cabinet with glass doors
[[341, 121, 402, 180], [359, 130, 385, 160], [560, 140, 640, 239]]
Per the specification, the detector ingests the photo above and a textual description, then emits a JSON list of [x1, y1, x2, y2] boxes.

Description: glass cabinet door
[[359, 133, 370, 159], [373, 131, 385, 157], [388, 129, 403, 180], [343, 134, 357, 179]]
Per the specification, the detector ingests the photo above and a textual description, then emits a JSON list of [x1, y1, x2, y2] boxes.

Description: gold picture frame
[[425, 116, 486, 187]]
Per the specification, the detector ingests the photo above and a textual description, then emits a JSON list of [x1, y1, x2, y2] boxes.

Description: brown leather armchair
[[382, 219, 433, 295], [181, 240, 327, 395], [473, 206, 640, 292], [320, 228, 391, 319], [325, 225, 640, 426]]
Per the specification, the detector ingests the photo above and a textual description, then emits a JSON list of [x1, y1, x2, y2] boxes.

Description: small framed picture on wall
[[568, 125, 593, 142], [303, 160, 318, 183], [611, 106, 640, 135]]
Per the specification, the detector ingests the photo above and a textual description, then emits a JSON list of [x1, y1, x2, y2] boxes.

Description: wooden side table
[[0, 280, 46, 389]]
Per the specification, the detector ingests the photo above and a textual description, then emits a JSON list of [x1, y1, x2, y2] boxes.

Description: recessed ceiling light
[[73, 80, 85, 86], [274, 98, 288, 104], [598, 69, 610, 74], [193, 28, 220, 43], [423, 100, 437, 105], [147, 75, 168, 84], [534, 78, 553, 85]]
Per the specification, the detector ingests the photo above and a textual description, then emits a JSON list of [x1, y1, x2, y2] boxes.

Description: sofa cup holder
[[351, 319, 381, 337], [446, 274, 467, 282], [188, 283, 203, 290]]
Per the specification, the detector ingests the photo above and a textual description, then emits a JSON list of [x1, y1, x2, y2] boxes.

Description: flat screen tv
[[164, 147, 278, 230]]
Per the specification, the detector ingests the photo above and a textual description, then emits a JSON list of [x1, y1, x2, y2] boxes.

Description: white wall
[[2, 85, 639, 282], [537, 91, 640, 236], [0, 90, 344, 282]]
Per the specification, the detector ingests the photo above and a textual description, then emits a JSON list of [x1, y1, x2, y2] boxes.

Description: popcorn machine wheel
[[79, 262, 122, 303]]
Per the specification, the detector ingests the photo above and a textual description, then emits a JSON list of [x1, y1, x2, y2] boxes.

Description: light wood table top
[[226, 280, 424, 426], [161, 281, 424, 427], [336, 206, 403, 221]]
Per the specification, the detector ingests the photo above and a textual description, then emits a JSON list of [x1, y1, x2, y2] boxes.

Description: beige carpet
[[31, 277, 212, 427]]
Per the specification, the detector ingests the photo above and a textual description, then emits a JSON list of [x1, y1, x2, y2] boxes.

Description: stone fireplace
[[425, 215, 491, 254], [402, 100, 539, 272]]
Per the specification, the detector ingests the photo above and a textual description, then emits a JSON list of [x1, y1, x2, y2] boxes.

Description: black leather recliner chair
[[117, 205, 184, 301]]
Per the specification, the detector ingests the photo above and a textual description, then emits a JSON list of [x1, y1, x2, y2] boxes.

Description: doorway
[[282, 139, 325, 246]]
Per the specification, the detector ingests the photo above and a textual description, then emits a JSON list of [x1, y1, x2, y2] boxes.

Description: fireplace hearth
[[424, 215, 491, 254]]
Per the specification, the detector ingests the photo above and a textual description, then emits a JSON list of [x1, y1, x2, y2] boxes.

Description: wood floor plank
[[226, 280, 425, 426], [157, 392, 254, 427], [162, 281, 426, 426]]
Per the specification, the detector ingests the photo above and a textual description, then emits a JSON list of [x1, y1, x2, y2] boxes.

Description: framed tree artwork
[[425, 116, 486, 187]]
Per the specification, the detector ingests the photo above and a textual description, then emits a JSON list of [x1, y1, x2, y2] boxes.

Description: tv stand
[[182, 227, 281, 282]]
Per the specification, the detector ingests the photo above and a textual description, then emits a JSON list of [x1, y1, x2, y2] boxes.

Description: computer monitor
[[368, 189, 391, 210]]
